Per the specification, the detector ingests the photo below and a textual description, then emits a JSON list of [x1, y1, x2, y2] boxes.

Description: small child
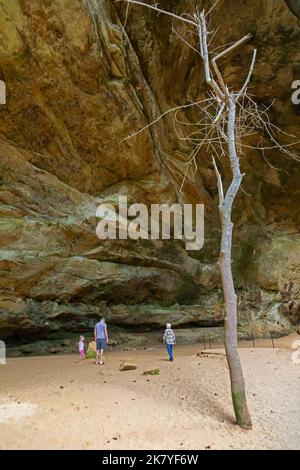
[[78, 335, 85, 364], [163, 323, 176, 361]]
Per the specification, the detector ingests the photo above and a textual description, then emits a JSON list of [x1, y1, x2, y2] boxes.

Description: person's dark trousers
[[166, 343, 173, 361]]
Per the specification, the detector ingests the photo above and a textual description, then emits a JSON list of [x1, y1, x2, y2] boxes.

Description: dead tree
[[197, 10, 255, 429], [116, 0, 299, 429]]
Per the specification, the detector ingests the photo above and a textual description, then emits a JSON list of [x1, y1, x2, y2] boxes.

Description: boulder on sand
[[86, 341, 96, 359], [88, 341, 96, 352]]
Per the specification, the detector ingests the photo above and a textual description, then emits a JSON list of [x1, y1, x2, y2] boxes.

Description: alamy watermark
[[292, 80, 300, 105], [96, 196, 204, 251]]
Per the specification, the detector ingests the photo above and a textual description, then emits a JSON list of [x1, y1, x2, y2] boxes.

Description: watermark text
[[96, 196, 204, 251]]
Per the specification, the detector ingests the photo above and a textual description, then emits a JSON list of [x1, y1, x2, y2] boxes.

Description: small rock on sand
[[143, 368, 160, 376], [197, 349, 226, 357], [119, 363, 137, 371]]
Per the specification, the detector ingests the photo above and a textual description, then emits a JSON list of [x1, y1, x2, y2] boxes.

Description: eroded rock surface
[[0, 0, 299, 351]]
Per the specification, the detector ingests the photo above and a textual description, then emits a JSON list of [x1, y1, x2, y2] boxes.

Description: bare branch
[[235, 49, 257, 101], [198, 11, 225, 102], [211, 33, 253, 99], [213, 102, 225, 124], [213, 33, 253, 62], [212, 156, 224, 205], [115, 1, 198, 27], [121, 99, 205, 142], [123, 2, 130, 29], [172, 24, 201, 56], [206, 0, 222, 17]]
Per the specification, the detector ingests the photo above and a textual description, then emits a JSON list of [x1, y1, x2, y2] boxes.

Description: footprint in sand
[[0, 403, 38, 424]]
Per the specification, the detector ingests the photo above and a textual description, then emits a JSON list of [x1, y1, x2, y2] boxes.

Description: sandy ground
[[0, 335, 299, 450]]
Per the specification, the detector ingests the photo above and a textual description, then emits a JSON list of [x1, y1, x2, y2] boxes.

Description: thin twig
[[235, 49, 257, 101], [212, 156, 224, 205], [115, 0, 198, 26], [121, 99, 205, 142]]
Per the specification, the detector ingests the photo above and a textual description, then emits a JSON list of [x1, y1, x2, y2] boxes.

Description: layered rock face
[[0, 0, 299, 350]]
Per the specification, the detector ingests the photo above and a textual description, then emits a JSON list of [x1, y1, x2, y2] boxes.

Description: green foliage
[[86, 349, 96, 359]]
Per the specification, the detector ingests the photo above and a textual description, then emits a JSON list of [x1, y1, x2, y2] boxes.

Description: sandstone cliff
[[0, 0, 299, 352]]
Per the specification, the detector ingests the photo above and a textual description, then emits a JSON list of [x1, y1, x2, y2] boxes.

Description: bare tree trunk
[[218, 99, 252, 429], [119, 0, 258, 429]]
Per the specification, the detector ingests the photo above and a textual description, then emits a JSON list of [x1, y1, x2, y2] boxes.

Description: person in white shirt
[[163, 323, 176, 361]]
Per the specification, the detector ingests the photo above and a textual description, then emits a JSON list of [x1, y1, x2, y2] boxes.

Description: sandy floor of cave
[[0, 334, 299, 450]]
